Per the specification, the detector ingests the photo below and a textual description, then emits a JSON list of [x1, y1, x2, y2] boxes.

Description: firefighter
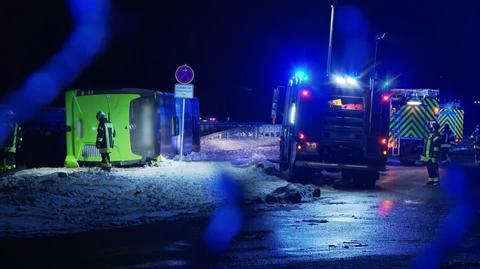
[[0, 110, 22, 174], [95, 111, 115, 171], [470, 124, 480, 166], [440, 124, 455, 165], [421, 122, 441, 186]]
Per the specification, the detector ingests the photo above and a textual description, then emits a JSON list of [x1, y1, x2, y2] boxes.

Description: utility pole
[[326, 2, 336, 76]]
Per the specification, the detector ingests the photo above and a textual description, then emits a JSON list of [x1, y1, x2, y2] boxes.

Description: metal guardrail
[[201, 121, 264, 135], [201, 124, 281, 143]]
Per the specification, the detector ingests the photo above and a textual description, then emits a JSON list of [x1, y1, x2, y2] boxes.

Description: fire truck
[[280, 74, 390, 188], [387, 89, 464, 164]]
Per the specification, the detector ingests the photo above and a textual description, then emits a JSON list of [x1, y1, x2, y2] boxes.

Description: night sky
[[1, 0, 479, 123]]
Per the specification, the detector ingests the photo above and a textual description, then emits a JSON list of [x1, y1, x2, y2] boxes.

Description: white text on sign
[[174, 84, 194, 99]]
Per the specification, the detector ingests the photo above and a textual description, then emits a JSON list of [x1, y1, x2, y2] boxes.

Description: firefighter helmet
[[96, 111, 107, 121]]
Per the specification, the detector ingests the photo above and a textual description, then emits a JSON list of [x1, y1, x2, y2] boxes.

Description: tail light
[[379, 137, 387, 145], [301, 89, 311, 98], [381, 94, 391, 102], [299, 132, 306, 140]]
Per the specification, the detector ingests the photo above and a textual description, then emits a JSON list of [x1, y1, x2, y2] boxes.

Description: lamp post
[[369, 33, 386, 135], [373, 32, 386, 88], [326, 2, 337, 76]]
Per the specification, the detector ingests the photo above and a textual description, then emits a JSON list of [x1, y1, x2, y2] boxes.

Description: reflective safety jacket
[[440, 129, 455, 148], [1, 123, 22, 153], [421, 130, 441, 163], [471, 129, 480, 149], [96, 121, 115, 154]]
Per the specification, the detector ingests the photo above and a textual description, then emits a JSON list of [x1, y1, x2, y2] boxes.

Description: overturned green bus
[[65, 89, 200, 168]]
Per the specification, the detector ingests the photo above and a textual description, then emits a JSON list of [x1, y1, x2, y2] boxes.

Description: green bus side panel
[[438, 108, 464, 139], [65, 91, 79, 167], [65, 90, 142, 166]]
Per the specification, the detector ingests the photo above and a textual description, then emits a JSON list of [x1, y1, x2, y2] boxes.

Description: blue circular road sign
[[175, 64, 195, 84]]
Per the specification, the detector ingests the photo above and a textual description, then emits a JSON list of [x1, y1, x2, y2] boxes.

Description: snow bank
[[0, 137, 322, 237], [0, 161, 291, 237]]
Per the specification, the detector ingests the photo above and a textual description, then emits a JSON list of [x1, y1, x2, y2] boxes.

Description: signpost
[[174, 64, 195, 161]]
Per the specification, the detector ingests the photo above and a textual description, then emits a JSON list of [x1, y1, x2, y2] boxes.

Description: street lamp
[[373, 32, 386, 87], [326, 1, 337, 76], [369, 32, 386, 135]]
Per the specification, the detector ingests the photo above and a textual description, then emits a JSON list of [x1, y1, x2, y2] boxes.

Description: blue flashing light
[[294, 70, 309, 82]]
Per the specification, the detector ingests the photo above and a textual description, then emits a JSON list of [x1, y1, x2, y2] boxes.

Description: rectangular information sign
[[174, 84, 194, 99]]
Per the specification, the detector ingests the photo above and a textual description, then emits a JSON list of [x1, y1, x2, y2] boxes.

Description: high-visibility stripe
[[438, 108, 464, 139], [397, 105, 429, 138], [389, 98, 447, 150]]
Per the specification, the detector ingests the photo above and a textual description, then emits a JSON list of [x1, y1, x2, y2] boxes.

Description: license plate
[[305, 142, 318, 152]]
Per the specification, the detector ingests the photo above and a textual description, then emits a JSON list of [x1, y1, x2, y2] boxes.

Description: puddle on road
[[404, 200, 423, 205]]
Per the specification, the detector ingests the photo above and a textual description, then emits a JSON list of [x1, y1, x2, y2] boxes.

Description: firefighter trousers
[[426, 160, 439, 183], [101, 153, 112, 171], [475, 148, 480, 166], [440, 148, 451, 164], [0, 151, 16, 171]]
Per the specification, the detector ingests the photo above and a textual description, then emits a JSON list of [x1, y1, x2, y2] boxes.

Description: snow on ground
[[188, 137, 280, 163], [0, 137, 320, 237]]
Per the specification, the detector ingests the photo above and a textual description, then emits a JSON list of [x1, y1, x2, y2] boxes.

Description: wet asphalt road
[[2, 164, 480, 269]]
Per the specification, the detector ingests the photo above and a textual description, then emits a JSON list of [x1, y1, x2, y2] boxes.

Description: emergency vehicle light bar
[[407, 100, 422, 106], [390, 89, 440, 98]]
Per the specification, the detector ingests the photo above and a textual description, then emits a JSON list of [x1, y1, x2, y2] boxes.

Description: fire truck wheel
[[353, 171, 378, 189], [400, 158, 416, 166], [339, 171, 354, 187], [287, 145, 311, 182], [287, 165, 312, 182]]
